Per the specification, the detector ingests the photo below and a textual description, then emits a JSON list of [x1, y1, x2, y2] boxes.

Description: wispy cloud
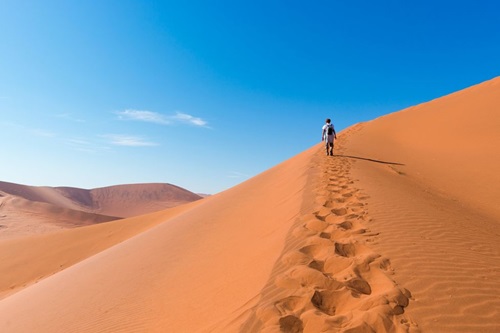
[[115, 110, 209, 127], [101, 134, 158, 147], [116, 110, 170, 125], [172, 112, 208, 127], [227, 171, 250, 179], [63, 137, 112, 154]]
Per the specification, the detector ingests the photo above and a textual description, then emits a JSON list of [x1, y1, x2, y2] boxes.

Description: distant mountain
[[0, 181, 203, 218]]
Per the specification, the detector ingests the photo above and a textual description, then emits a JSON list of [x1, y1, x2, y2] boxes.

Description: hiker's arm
[[321, 129, 325, 141]]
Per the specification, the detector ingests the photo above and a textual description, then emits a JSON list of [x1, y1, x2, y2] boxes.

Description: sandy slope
[[0, 142, 413, 332], [0, 200, 202, 301], [344, 76, 500, 332]]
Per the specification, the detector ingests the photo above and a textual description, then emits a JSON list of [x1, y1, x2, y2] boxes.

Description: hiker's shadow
[[335, 154, 405, 166]]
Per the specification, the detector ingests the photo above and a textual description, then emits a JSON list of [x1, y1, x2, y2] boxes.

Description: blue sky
[[1, 1, 499, 194]]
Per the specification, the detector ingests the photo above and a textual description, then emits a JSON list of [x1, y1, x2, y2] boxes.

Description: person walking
[[322, 118, 337, 156]]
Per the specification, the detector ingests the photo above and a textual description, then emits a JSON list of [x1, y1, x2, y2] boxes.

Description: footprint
[[331, 208, 348, 216], [308, 260, 325, 272], [304, 219, 328, 232], [379, 258, 393, 272], [319, 232, 331, 240], [310, 290, 346, 316], [300, 242, 332, 260], [314, 208, 331, 221], [323, 200, 337, 208], [337, 221, 353, 230], [279, 315, 303, 333], [346, 277, 372, 295], [335, 242, 356, 257]]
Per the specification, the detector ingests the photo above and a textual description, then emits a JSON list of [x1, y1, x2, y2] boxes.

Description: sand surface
[[344, 77, 500, 332], [0, 143, 414, 332], [0, 77, 498, 332]]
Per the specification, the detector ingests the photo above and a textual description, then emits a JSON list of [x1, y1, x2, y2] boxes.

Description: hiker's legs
[[326, 136, 334, 155]]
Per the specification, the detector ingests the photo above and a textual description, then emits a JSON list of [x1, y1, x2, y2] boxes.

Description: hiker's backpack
[[327, 125, 333, 135]]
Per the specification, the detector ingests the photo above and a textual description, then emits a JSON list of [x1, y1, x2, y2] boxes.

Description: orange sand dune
[[0, 181, 202, 218], [0, 77, 498, 332], [0, 199, 202, 301], [0, 182, 202, 240], [344, 76, 500, 332], [0, 195, 119, 240], [0, 143, 413, 332]]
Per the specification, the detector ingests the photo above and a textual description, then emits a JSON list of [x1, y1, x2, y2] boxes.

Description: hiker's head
[[326, 118, 331, 124]]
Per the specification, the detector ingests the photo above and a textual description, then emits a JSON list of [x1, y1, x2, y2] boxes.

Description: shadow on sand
[[334, 154, 405, 166]]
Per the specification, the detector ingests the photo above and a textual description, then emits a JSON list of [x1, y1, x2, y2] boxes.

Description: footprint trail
[[239, 141, 419, 333]]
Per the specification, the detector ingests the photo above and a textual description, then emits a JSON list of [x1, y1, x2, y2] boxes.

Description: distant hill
[[0, 181, 203, 218], [0, 181, 203, 239]]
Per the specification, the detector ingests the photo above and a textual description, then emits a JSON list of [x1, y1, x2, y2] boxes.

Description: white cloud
[[116, 110, 209, 127], [101, 134, 158, 147], [172, 112, 208, 127], [115, 110, 170, 125]]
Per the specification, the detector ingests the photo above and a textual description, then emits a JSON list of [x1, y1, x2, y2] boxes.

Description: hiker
[[322, 118, 337, 156]]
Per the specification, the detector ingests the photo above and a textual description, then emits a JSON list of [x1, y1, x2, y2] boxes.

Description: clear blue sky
[[1, 1, 499, 194]]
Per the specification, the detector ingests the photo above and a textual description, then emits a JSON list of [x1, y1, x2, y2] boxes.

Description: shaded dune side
[[77, 183, 203, 217], [0, 145, 317, 332], [0, 200, 202, 300], [0, 181, 84, 211], [236, 141, 418, 333], [0, 195, 120, 240]]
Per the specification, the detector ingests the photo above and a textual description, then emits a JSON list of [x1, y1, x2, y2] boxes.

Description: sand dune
[[64, 183, 203, 217], [0, 182, 202, 240], [0, 181, 202, 218], [0, 195, 119, 240], [344, 76, 500, 332], [0, 142, 414, 332], [0, 200, 202, 301], [0, 77, 498, 332]]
